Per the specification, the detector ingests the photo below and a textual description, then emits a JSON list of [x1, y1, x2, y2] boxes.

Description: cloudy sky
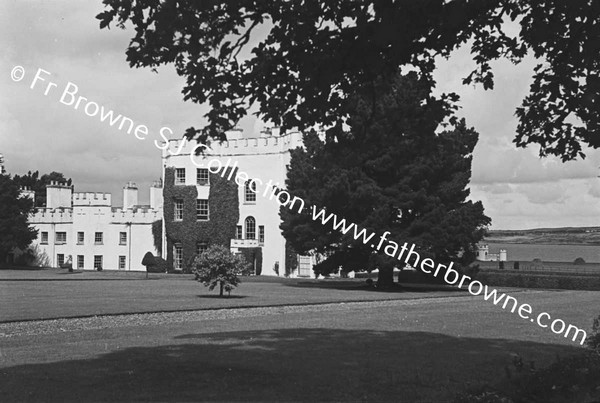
[[1, 1, 599, 230]]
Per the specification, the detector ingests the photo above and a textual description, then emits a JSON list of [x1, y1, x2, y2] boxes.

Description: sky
[[1, 1, 599, 230]]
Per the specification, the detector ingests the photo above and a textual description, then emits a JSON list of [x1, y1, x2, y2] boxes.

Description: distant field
[[486, 227, 600, 246], [483, 242, 600, 263]]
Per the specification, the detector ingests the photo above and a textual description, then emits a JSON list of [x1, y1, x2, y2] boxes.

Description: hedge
[[477, 271, 600, 291]]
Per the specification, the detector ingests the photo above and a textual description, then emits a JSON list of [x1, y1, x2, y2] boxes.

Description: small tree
[[141, 251, 154, 278], [574, 257, 586, 265], [193, 245, 251, 297]]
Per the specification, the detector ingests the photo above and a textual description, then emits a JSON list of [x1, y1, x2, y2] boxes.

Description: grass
[[0, 269, 474, 322], [2, 269, 599, 401]]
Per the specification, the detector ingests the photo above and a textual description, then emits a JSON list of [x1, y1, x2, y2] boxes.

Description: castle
[[18, 128, 313, 275], [476, 244, 507, 262]]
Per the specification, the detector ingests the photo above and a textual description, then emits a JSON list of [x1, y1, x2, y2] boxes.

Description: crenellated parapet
[[29, 208, 73, 223], [110, 207, 162, 223], [164, 131, 304, 158], [73, 192, 112, 206]]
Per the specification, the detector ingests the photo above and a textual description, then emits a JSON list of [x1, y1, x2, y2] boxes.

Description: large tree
[[0, 175, 37, 264], [12, 171, 72, 208], [98, 0, 600, 160], [281, 72, 490, 285]]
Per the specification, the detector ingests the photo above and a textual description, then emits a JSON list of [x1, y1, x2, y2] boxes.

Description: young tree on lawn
[[193, 245, 251, 297], [0, 174, 37, 264], [280, 72, 490, 286], [98, 1, 600, 160]]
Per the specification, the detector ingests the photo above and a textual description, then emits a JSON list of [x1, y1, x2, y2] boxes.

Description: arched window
[[245, 180, 256, 202], [245, 216, 256, 240]]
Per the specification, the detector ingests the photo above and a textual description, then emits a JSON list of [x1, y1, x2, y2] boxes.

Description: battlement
[[29, 208, 73, 223], [73, 192, 112, 206], [164, 131, 304, 158], [111, 207, 162, 223], [47, 180, 70, 188]]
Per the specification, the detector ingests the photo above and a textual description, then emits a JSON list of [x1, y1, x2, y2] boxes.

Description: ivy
[[240, 247, 262, 275], [163, 167, 239, 272]]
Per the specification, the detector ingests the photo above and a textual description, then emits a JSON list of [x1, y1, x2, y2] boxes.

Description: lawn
[[1, 269, 475, 322], [1, 269, 599, 401]]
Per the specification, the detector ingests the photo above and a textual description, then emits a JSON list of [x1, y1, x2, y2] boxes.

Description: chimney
[[150, 180, 163, 211], [226, 127, 244, 140], [123, 181, 138, 209], [46, 181, 72, 209]]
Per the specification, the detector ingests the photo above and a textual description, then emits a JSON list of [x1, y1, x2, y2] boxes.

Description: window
[[57, 254, 65, 266], [259, 225, 265, 244], [77, 255, 84, 269], [196, 199, 209, 221], [77, 232, 84, 245], [55, 232, 66, 244], [244, 180, 256, 202], [196, 242, 208, 255], [119, 255, 126, 270], [245, 216, 256, 240], [94, 232, 103, 244], [119, 232, 127, 245], [174, 198, 184, 221], [236, 226, 243, 240], [175, 168, 186, 185], [41, 232, 48, 244], [196, 168, 209, 185], [94, 255, 103, 270], [174, 244, 183, 270]]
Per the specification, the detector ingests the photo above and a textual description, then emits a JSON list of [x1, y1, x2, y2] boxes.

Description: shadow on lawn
[[284, 279, 462, 293], [0, 328, 584, 402]]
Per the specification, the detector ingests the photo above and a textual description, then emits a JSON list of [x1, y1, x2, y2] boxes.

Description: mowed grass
[[2, 290, 599, 402], [1, 269, 470, 322]]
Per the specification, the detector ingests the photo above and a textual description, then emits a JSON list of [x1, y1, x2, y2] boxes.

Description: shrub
[[145, 256, 172, 273], [587, 314, 600, 354], [273, 261, 280, 276], [532, 258, 542, 263], [193, 245, 251, 296], [573, 257, 586, 265], [513, 261, 520, 270]]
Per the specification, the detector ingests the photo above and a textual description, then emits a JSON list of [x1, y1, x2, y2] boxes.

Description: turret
[[123, 181, 138, 210], [47, 181, 72, 209]]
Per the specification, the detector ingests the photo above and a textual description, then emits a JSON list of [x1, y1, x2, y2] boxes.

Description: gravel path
[[0, 296, 467, 338]]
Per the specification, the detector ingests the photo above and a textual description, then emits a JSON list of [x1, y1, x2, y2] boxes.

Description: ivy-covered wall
[[164, 167, 239, 271]]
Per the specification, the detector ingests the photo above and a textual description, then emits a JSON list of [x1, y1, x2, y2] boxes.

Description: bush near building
[[193, 245, 251, 297]]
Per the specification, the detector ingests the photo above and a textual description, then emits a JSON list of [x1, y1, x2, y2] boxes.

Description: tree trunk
[[377, 265, 394, 288], [219, 281, 224, 297]]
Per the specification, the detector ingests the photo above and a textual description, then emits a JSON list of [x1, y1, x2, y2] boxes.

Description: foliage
[[281, 72, 490, 285], [455, 353, 600, 403], [239, 247, 262, 275], [141, 251, 155, 267], [13, 244, 51, 267], [153, 256, 174, 273], [573, 257, 586, 265], [98, 1, 600, 160], [476, 271, 600, 291], [193, 244, 251, 296], [284, 242, 298, 277], [151, 220, 162, 256], [0, 175, 37, 264], [587, 314, 600, 355], [163, 167, 239, 271], [12, 171, 72, 208]]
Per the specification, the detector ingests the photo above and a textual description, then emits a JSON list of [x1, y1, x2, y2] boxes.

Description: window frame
[[57, 254, 65, 266], [77, 255, 84, 269], [94, 232, 103, 245], [93, 255, 103, 270], [119, 255, 126, 270], [174, 198, 184, 221], [245, 216, 256, 240], [174, 243, 183, 270], [196, 168, 209, 186], [77, 231, 84, 245], [196, 242, 208, 256], [175, 168, 186, 185], [41, 231, 48, 244], [55, 232, 67, 245], [119, 231, 127, 245], [236, 225, 243, 240], [196, 199, 209, 221], [259, 225, 265, 244], [244, 180, 257, 203]]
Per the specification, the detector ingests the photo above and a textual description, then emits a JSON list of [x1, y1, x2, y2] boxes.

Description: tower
[[123, 182, 138, 209]]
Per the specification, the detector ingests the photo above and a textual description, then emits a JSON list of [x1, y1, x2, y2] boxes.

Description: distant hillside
[[485, 227, 600, 246]]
